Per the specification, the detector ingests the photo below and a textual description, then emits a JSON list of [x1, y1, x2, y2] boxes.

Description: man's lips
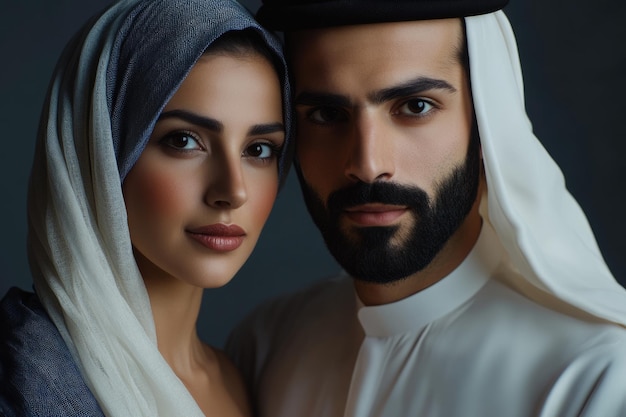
[[187, 224, 246, 251], [343, 204, 408, 226]]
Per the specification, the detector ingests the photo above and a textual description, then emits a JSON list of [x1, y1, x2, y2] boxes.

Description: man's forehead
[[289, 19, 466, 100], [291, 18, 462, 38], [289, 19, 463, 62]]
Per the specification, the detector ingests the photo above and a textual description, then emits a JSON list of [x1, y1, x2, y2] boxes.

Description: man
[[226, 1, 626, 415]]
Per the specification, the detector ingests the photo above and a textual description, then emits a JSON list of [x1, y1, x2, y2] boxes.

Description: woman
[[0, 0, 291, 415]]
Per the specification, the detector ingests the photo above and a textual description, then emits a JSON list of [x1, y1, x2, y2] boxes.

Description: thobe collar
[[356, 221, 503, 337]]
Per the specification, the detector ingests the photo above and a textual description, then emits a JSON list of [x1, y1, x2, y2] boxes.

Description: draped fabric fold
[[468, 11, 626, 325]]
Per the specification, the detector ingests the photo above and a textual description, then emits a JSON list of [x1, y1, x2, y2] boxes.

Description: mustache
[[326, 181, 429, 217]]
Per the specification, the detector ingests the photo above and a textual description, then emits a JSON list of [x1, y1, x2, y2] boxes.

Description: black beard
[[297, 125, 481, 284]]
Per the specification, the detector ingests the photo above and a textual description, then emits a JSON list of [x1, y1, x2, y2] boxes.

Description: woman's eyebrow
[[248, 122, 285, 136], [158, 109, 223, 132], [157, 110, 283, 136]]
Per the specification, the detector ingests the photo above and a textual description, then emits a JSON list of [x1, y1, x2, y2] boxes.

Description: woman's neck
[[143, 272, 206, 373], [142, 273, 251, 416]]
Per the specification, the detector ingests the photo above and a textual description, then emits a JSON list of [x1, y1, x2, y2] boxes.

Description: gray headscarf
[[26, 0, 291, 415]]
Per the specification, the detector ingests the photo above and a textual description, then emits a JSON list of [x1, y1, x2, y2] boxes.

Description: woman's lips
[[343, 204, 408, 226], [187, 224, 245, 251]]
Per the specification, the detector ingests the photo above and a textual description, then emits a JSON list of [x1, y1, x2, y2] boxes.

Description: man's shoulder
[[459, 278, 626, 374], [261, 271, 352, 312], [536, 328, 626, 416], [225, 272, 354, 374], [232, 271, 353, 338]]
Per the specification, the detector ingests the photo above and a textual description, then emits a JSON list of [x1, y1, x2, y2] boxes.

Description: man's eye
[[307, 107, 348, 124], [160, 132, 202, 151], [244, 142, 278, 159], [397, 99, 434, 116]]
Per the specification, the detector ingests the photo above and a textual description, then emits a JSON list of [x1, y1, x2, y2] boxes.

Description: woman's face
[[123, 52, 284, 289]]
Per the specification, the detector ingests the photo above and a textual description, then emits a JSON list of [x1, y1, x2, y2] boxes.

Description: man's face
[[291, 19, 481, 284]]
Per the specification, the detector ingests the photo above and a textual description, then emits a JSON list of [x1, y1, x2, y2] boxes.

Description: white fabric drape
[[468, 11, 626, 324], [28, 2, 203, 415], [26, 0, 290, 415]]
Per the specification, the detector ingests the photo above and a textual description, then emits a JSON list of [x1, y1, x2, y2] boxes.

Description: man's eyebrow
[[294, 92, 351, 108], [248, 122, 285, 136], [368, 77, 457, 104], [158, 110, 223, 132], [293, 77, 456, 109]]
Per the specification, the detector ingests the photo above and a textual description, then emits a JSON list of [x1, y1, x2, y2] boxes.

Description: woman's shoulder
[[198, 345, 253, 417], [215, 348, 251, 398], [0, 287, 104, 417]]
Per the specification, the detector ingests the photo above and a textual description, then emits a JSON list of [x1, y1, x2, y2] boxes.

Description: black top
[[257, 0, 510, 30]]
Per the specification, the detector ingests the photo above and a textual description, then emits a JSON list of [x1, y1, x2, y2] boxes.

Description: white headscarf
[[466, 11, 626, 325], [26, 0, 291, 415]]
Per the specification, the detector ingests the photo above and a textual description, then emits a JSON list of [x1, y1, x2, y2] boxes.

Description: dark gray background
[[1, 1, 625, 347]]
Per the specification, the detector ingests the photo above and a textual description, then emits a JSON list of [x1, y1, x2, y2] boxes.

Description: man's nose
[[344, 112, 394, 183]]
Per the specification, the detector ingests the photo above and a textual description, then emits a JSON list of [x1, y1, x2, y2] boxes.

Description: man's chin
[[324, 236, 427, 285], [337, 224, 399, 245]]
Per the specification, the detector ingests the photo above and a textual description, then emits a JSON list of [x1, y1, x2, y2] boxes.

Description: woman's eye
[[160, 132, 202, 151], [307, 107, 348, 124], [397, 98, 434, 116], [244, 142, 278, 159]]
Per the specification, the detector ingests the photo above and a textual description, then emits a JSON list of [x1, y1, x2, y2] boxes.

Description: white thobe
[[227, 224, 626, 416]]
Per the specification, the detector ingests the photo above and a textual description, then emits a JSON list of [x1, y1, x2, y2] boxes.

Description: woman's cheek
[[248, 172, 279, 229], [124, 159, 196, 234], [138, 169, 191, 215]]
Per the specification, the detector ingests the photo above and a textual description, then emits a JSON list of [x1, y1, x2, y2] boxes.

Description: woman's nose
[[204, 155, 248, 209]]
